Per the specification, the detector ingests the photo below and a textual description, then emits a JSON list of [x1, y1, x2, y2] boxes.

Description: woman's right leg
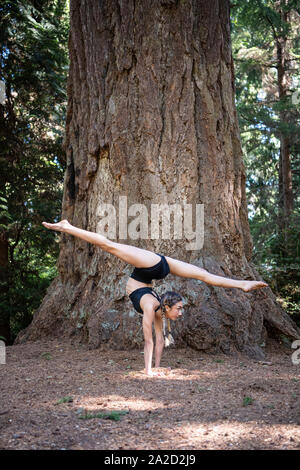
[[165, 255, 268, 292], [42, 220, 160, 268]]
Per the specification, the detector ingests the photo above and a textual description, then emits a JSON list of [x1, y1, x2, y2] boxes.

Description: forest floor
[[0, 338, 299, 451]]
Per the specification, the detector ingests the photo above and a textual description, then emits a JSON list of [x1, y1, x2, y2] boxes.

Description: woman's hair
[[160, 291, 182, 348], [160, 291, 182, 314]]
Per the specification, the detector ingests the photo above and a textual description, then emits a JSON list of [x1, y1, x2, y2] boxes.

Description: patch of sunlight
[[179, 420, 300, 440], [79, 395, 175, 411], [127, 370, 205, 381]]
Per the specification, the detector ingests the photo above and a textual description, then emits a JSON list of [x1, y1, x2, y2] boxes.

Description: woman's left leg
[[165, 256, 268, 292], [42, 220, 160, 268]]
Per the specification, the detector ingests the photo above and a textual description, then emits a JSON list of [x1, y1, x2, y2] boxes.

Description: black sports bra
[[129, 287, 161, 314]]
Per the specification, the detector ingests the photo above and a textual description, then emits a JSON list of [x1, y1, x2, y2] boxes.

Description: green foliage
[[78, 410, 129, 421], [55, 396, 73, 405], [243, 396, 254, 407], [231, 0, 300, 326], [0, 0, 69, 342], [41, 351, 52, 360]]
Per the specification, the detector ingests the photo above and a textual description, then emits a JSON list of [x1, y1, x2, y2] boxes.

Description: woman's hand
[[144, 367, 172, 377], [145, 369, 163, 377]]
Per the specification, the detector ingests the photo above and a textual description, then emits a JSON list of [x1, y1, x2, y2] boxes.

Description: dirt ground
[[0, 338, 299, 451]]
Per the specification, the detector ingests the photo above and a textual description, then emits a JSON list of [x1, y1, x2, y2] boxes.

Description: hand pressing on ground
[[144, 367, 172, 377]]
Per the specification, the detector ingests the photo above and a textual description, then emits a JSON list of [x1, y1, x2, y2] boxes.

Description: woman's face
[[166, 301, 183, 321]]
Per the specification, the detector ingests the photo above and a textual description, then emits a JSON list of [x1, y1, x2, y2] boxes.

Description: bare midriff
[[126, 277, 153, 296]]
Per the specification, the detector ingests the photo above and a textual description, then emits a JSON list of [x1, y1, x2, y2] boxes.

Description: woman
[[42, 220, 268, 376]]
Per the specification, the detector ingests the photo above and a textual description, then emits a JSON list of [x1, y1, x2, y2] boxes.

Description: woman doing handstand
[[42, 220, 268, 376]]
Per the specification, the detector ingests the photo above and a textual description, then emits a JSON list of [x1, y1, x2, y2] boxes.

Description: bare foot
[[241, 280, 268, 292], [42, 219, 71, 233]]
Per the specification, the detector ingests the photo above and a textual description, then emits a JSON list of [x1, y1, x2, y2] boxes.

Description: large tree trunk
[[16, 0, 300, 357]]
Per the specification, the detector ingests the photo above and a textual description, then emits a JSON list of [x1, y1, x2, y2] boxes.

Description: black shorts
[[129, 287, 161, 314], [130, 254, 170, 284]]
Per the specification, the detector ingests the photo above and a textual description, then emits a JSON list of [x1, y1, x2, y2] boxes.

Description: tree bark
[[16, 0, 300, 357]]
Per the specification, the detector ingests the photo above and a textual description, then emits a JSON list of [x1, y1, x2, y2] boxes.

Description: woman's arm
[[142, 307, 156, 376], [154, 314, 164, 368]]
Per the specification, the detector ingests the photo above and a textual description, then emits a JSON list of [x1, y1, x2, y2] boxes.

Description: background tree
[[0, 0, 69, 343], [16, 0, 300, 356], [231, 0, 300, 326]]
